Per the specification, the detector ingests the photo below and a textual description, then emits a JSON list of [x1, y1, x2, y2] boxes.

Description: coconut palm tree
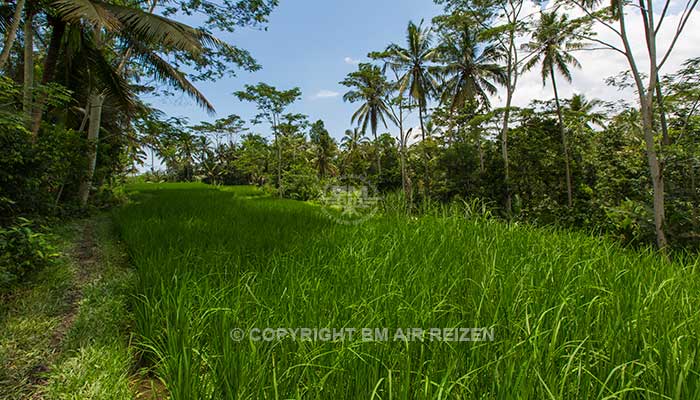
[[378, 21, 438, 143], [20, 0, 220, 137], [0, 0, 218, 201], [176, 131, 197, 181], [47, 0, 226, 204], [524, 11, 584, 207], [435, 23, 506, 114], [309, 120, 337, 178], [341, 128, 368, 176], [340, 63, 396, 175], [565, 94, 606, 131]]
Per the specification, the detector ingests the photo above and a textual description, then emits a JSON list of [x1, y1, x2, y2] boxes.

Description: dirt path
[[0, 221, 85, 397], [54, 223, 96, 348], [27, 222, 97, 390]]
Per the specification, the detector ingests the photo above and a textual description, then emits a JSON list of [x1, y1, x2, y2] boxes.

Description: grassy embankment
[[0, 216, 141, 399], [114, 183, 700, 399]]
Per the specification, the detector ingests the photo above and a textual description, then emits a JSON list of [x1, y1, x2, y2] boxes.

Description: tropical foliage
[[123, 11, 699, 252], [2, 0, 700, 397]]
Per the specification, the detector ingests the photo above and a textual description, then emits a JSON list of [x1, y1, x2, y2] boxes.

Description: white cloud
[[490, 1, 700, 110], [312, 90, 340, 99], [344, 56, 361, 65]]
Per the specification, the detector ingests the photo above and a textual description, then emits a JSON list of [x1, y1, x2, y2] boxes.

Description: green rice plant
[[113, 183, 700, 399]]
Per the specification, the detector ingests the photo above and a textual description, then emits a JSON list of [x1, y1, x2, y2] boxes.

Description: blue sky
[[147, 0, 700, 144], [147, 0, 443, 141]]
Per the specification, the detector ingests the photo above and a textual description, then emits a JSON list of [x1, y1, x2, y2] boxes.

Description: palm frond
[[53, 0, 231, 56], [83, 37, 135, 110], [128, 41, 215, 113], [52, 0, 121, 30]]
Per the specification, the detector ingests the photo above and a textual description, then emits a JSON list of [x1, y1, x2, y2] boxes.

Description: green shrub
[[0, 218, 57, 290], [280, 164, 321, 200], [603, 199, 656, 245]]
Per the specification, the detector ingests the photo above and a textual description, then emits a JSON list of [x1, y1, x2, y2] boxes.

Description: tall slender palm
[[524, 11, 583, 207], [377, 21, 438, 193], [29, 15, 66, 136], [340, 63, 396, 175], [380, 21, 438, 143], [177, 131, 197, 181], [435, 23, 506, 114]]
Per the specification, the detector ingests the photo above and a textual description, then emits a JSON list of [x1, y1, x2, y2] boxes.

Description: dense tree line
[[135, 3, 698, 251], [1, 0, 698, 254]]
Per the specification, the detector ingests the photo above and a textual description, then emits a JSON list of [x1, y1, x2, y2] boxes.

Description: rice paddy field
[[113, 183, 700, 399]]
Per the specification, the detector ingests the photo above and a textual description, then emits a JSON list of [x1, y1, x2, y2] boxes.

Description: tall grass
[[114, 183, 700, 399]]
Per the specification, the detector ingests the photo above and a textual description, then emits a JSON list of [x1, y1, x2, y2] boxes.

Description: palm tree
[[422, 117, 439, 139], [340, 63, 396, 175], [379, 21, 438, 143], [16, 0, 218, 138], [29, 15, 66, 136], [309, 120, 337, 178], [565, 94, 606, 131], [340, 128, 368, 153], [144, 131, 161, 174], [177, 131, 197, 181], [365, 58, 413, 203], [48, 0, 224, 205], [341, 128, 368, 176], [435, 23, 506, 116], [524, 11, 583, 207]]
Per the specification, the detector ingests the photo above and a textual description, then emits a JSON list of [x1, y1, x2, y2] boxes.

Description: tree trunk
[[501, 94, 512, 214], [551, 69, 573, 207], [78, 92, 105, 207], [0, 0, 26, 70], [22, 5, 34, 130], [641, 98, 668, 250], [615, 0, 668, 251], [691, 165, 698, 239], [399, 133, 409, 212], [397, 104, 412, 212], [30, 17, 65, 138], [655, 76, 670, 146], [373, 130, 382, 177], [76, 97, 90, 132], [418, 103, 426, 142], [418, 103, 429, 195], [400, 134, 413, 213], [276, 131, 283, 196], [643, 0, 668, 251], [477, 134, 484, 174], [150, 147, 155, 173], [500, 29, 519, 216], [399, 146, 407, 194]]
